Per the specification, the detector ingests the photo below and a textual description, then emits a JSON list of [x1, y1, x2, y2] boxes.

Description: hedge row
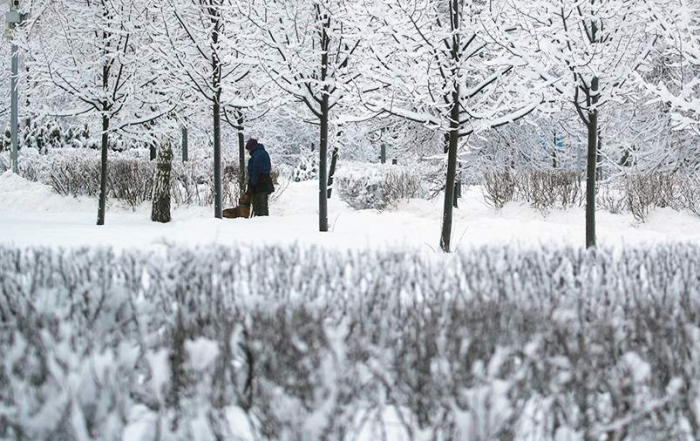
[[483, 169, 700, 221], [0, 150, 242, 209], [5, 149, 700, 221], [1, 244, 699, 440], [335, 162, 424, 211]]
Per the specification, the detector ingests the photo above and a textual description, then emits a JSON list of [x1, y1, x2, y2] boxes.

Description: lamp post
[[5, 0, 23, 174]]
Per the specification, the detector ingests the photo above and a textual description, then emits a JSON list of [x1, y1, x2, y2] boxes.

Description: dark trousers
[[252, 192, 269, 216]]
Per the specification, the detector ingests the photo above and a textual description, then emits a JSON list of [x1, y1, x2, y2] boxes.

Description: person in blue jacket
[[245, 138, 273, 216]]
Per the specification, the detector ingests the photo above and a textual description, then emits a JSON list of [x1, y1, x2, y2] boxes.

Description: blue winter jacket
[[247, 144, 272, 188]]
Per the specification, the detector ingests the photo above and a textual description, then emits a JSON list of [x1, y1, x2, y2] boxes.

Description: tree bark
[[97, 112, 109, 226], [319, 97, 329, 232], [152, 138, 173, 223], [440, 0, 461, 252], [237, 113, 246, 196], [97, 5, 112, 226], [213, 98, 222, 218], [453, 181, 461, 208], [318, 17, 330, 232], [585, 16, 600, 248], [327, 147, 339, 198], [212, 10, 223, 219], [441, 97, 460, 252], [585, 76, 599, 249], [596, 133, 602, 181]]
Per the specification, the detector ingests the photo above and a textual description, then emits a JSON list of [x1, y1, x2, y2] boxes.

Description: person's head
[[245, 138, 258, 155]]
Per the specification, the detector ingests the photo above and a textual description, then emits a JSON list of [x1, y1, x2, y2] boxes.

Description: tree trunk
[[97, 113, 109, 226], [440, 0, 461, 252], [596, 134, 602, 181], [237, 113, 246, 196], [441, 99, 460, 252], [213, 98, 222, 218], [585, 76, 599, 249], [212, 97, 223, 218], [152, 138, 173, 223], [97, 16, 110, 226], [319, 97, 329, 232], [453, 181, 461, 208], [318, 17, 330, 232], [212, 13, 223, 219], [327, 147, 339, 199], [453, 162, 462, 208]]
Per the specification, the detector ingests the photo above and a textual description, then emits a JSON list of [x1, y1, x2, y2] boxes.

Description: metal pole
[[10, 41, 18, 173], [380, 144, 386, 164]]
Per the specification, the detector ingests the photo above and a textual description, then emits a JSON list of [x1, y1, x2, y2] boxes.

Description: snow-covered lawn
[[2, 170, 700, 250]]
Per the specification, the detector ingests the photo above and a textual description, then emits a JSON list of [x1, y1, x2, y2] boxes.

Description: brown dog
[[223, 193, 252, 219]]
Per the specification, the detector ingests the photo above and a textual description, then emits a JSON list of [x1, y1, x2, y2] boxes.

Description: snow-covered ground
[[4, 170, 700, 441], [2, 170, 700, 251]]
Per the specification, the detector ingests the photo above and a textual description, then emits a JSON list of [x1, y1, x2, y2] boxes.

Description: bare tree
[[27, 0, 171, 225], [153, 0, 256, 218], [497, 0, 668, 247], [243, 0, 365, 232], [364, 0, 542, 251]]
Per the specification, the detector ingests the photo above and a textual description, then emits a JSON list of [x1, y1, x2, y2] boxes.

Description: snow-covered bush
[[291, 146, 318, 182], [1, 244, 700, 440], [1, 127, 11, 152], [518, 170, 584, 213], [481, 169, 700, 220], [482, 170, 517, 209], [597, 181, 628, 214], [49, 152, 103, 196], [612, 172, 696, 222], [624, 173, 677, 221], [482, 170, 583, 212], [0, 149, 244, 209], [676, 173, 700, 217], [335, 162, 424, 211], [4, 120, 97, 153]]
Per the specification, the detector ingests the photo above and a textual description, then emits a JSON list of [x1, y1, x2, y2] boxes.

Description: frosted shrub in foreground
[[336, 163, 423, 211], [1, 244, 700, 440]]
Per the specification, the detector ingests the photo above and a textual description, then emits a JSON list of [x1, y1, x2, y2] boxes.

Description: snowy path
[[2, 171, 700, 251]]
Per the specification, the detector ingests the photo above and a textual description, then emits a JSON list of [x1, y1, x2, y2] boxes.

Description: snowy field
[[2, 170, 700, 251]]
